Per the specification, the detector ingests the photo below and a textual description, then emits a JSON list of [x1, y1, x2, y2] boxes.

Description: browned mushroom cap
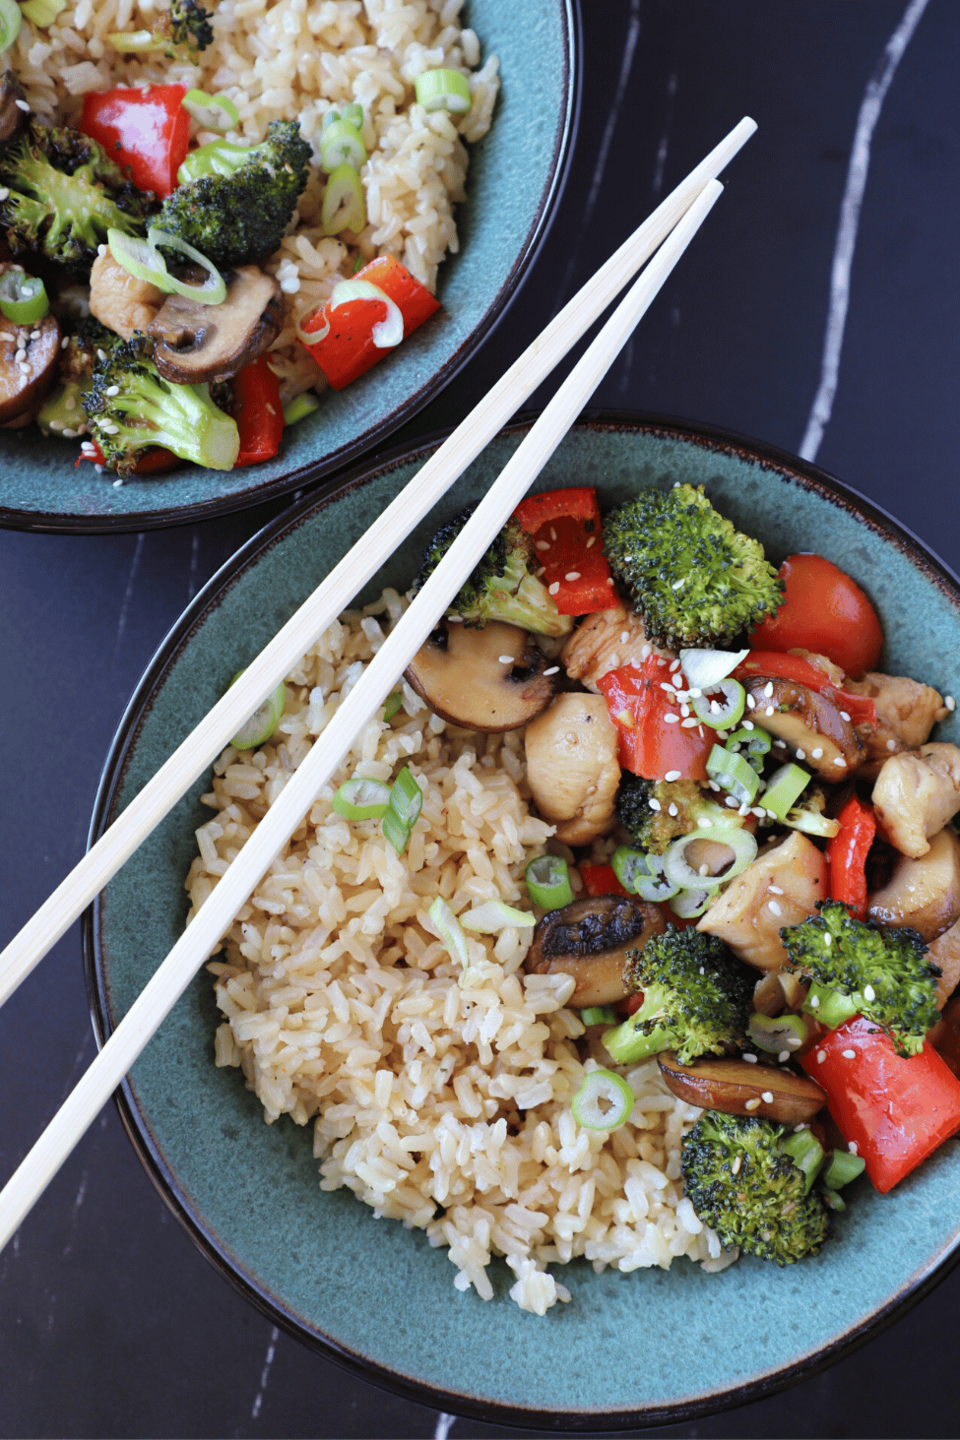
[[658, 1052, 826, 1124], [524, 894, 664, 1007], [0, 272, 61, 425], [148, 266, 283, 384], [405, 620, 554, 732], [0, 73, 29, 150], [867, 825, 960, 942], [743, 674, 865, 779]]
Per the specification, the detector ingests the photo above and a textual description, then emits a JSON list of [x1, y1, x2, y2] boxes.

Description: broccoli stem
[[780, 1128, 825, 1194], [112, 379, 239, 471], [601, 1011, 665, 1066], [802, 981, 860, 1030]]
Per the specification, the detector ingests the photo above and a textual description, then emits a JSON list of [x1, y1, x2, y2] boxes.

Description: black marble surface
[[2, 2, 959, 1436]]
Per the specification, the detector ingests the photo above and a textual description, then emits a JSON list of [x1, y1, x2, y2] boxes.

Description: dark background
[[2, 1, 959, 1436]]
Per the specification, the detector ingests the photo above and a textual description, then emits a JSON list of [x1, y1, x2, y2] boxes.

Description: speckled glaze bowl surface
[[0, 0, 577, 534], [87, 417, 960, 1428]]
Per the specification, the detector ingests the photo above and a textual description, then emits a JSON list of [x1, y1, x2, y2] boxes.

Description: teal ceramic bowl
[[0, 0, 577, 534], [86, 417, 960, 1427]]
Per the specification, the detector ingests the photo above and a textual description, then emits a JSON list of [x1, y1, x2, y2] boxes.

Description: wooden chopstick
[[0, 177, 727, 1251], [0, 117, 755, 1013]]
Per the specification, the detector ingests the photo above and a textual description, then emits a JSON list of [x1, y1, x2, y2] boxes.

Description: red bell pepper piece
[[597, 656, 713, 782], [76, 441, 178, 475], [827, 794, 876, 920], [801, 1016, 960, 1193], [298, 255, 440, 390], [233, 357, 285, 467], [512, 487, 616, 615], [80, 85, 189, 199], [733, 651, 877, 726], [578, 862, 630, 899]]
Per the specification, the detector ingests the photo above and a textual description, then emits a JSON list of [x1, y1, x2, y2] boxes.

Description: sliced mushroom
[[0, 272, 61, 424], [928, 916, 960, 1010], [524, 894, 664, 1007], [658, 1052, 826, 1124], [697, 831, 828, 972], [0, 73, 28, 150], [872, 742, 960, 858], [149, 266, 283, 383], [867, 825, 960, 942], [524, 693, 620, 845], [743, 674, 865, 779], [405, 620, 554, 732]]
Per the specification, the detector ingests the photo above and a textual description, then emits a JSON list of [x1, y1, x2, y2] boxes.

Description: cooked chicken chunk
[[846, 671, 948, 765], [524, 692, 620, 845], [89, 246, 165, 340], [697, 831, 828, 972], [867, 826, 960, 943], [929, 916, 960, 1010], [560, 603, 668, 692], [872, 743, 960, 857]]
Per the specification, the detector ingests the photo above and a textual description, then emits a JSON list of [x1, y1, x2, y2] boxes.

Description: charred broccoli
[[616, 773, 746, 854], [38, 318, 125, 438], [681, 1111, 830, 1265], [602, 483, 785, 650], [414, 505, 573, 637], [110, 1, 214, 60], [82, 332, 239, 475], [0, 120, 150, 275], [781, 899, 941, 1056], [602, 925, 754, 1065], [156, 120, 311, 267]]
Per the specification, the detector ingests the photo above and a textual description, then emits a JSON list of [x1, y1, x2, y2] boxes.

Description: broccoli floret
[[681, 1111, 830, 1265], [82, 332, 239, 476], [414, 505, 573, 637], [0, 120, 150, 275], [602, 483, 785, 650], [781, 899, 941, 1056], [602, 925, 754, 1065], [156, 120, 311, 268], [61, 316, 125, 384], [109, 1, 213, 60], [616, 773, 746, 854]]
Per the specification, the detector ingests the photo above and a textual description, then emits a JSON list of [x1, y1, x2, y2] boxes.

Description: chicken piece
[[872, 742, 960, 857], [89, 246, 165, 340], [560, 603, 668, 692], [929, 916, 960, 1010], [846, 671, 948, 766], [524, 692, 620, 845], [697, 831, 828, 972], [867, 826, 960, 943]]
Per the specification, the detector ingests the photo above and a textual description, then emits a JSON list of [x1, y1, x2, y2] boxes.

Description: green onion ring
[[331, 778, 391, 821], [762, 762, 811, 820], [525, 854, 573, 910], [382, 765, 423, 854], [148, 228, 227, 304], [319, 118, 366, 172], [20, 0, 67, 25], [726, 724, 771, 771], [0, 270, 49, 324], [321, 162, 366, 236], [329, 276, 403, 348], [691, 679, 746, 730], [705, 744, 761, 805], [414, 67, 472, 114], [821, 1148, 866, 1189], [460, 900, 536, 933], [571, 1068, 634, 1131], [107, 227, 226, 306], [612, 845, 680, 902], [662, 826, 758, 893], [182, 89, 240, 132], [282, 392, 321, 426], [669, 887, 713, 919], [382, 690, 403, 722], [580, 1005, 617, 1026], [229, 675, 286, 749]]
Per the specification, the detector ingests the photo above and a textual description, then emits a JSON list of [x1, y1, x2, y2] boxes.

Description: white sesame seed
[[668, 803, 678, 816], [548, 582, 560, 595], [840, 711, 850, 722], [778, 1050, 790, 1064], [742, 719, 754, 730], [768, 885, 784, 895], [833, 756, 847, 767], [565, 571, 581, 582], [761, 1091, 774, 1104], [606, 576, 615, 585], [725, 796, 739, 807], [731, 1155, 742, 1175], [60, 335, 69, 349], [863, 984, 875, 1002], [648, 798, 662, 811], [946, 695, 956, 712], [817, 1050, 826, 1064], [105, 385, 120, 397], [744, 1097, 761, 1110], [534, 540, 550, 552], [543, 666, 559, 676], [824, 932, 832, 947], [680, 704, 690, 717], [842, 1049, 856, 1059], [743, 1053, 758, 1064], [848, 1141, 859, 1154], [886, 738, 897, 751], [697, 817, 714, 827], [15, 99, 30, 111], [669, 658, 681, 672], [620, 631, 630, 645], [0, 187, 8, 200], [663, 713, 679, 725], [681, 717, 699, 728], [585, 536, 596, 548], [765, 705, 775, 716], [14, 347, 25, 362], [65, 395, 77, 411], [664, 770, 681, 782], [809, 994, 820, 1009], [708, 780, 721, 792], [768, 900, 782, 916], [811, 747, 823, 759], [763, 681, 774, 697], [111, 476, 122, 486], [549, 527, 557, 541], [640, 644, 651, 661], [672, 577, 686, 590], [796, 748, 806, 759]]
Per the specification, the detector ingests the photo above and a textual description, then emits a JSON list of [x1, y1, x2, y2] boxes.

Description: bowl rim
[[0, 0, 581, 537], [83, 410, 960, 1428]]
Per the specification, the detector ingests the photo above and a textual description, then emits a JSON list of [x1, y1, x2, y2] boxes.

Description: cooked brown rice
[[12, 0, 498, 399], [185, 591, 734, 1314]]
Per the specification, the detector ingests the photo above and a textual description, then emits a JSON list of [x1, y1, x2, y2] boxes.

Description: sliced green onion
[[580, 1005, 617, 1026], [460, 900, 536, 932], [525, 854, 573, 910], [678, 648, 749, 691], [148, 228, 227, 303], [0, 0, 22, 47], [331, 778, 391, 821], [571, 1068, 633, 1130], [821, 1188, 846, 1212], [726, 725, 772, 772], [383, 690, 403, 722], [747, 1011, 812, 1054], [106, 229, 168, 288], [322, 103, 364, 133], [106, 28, 164, 53], [429, 896, 469, 968], [178, 138, 250, 184], [662, 826, 758, 893], [182, 89, 240, 132], [382, 765, 423, 854], [319, 118, 366, 172], [821, 1148, 866, 1189], [691, 679, 745, 730], [705, 744, 761, 805], [229, 676, 286, 749], [20, 0, 66, 26], [282, 392, 321, 426], [0, 270, 48, 324], [762, 762, 811, 820], [781, 1129, 825, 1194], [329, 277, 403, 347], [783, 805, 841, 839], [295, 309, 330, 348], [801, 981, 860, 1030], [612, 845, 680, 903], [414, 67, 472, 114], [668, 887, 712, 919], [322, 162, 366, 235]]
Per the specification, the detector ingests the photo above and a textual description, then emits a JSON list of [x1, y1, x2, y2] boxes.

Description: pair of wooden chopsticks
[[0, 117, 755, 1250]]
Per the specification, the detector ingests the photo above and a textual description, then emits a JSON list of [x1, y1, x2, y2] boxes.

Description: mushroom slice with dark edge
[[658, 1052, 826, 1124], [148, 265, 283, 384], [0, 72, 28, 149], [742, 674, 865, 779], [867, 825, 960, 943], [0, 269, 61, 426], [524, 894, 664, 1008], [405, 620, 554, 732]]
